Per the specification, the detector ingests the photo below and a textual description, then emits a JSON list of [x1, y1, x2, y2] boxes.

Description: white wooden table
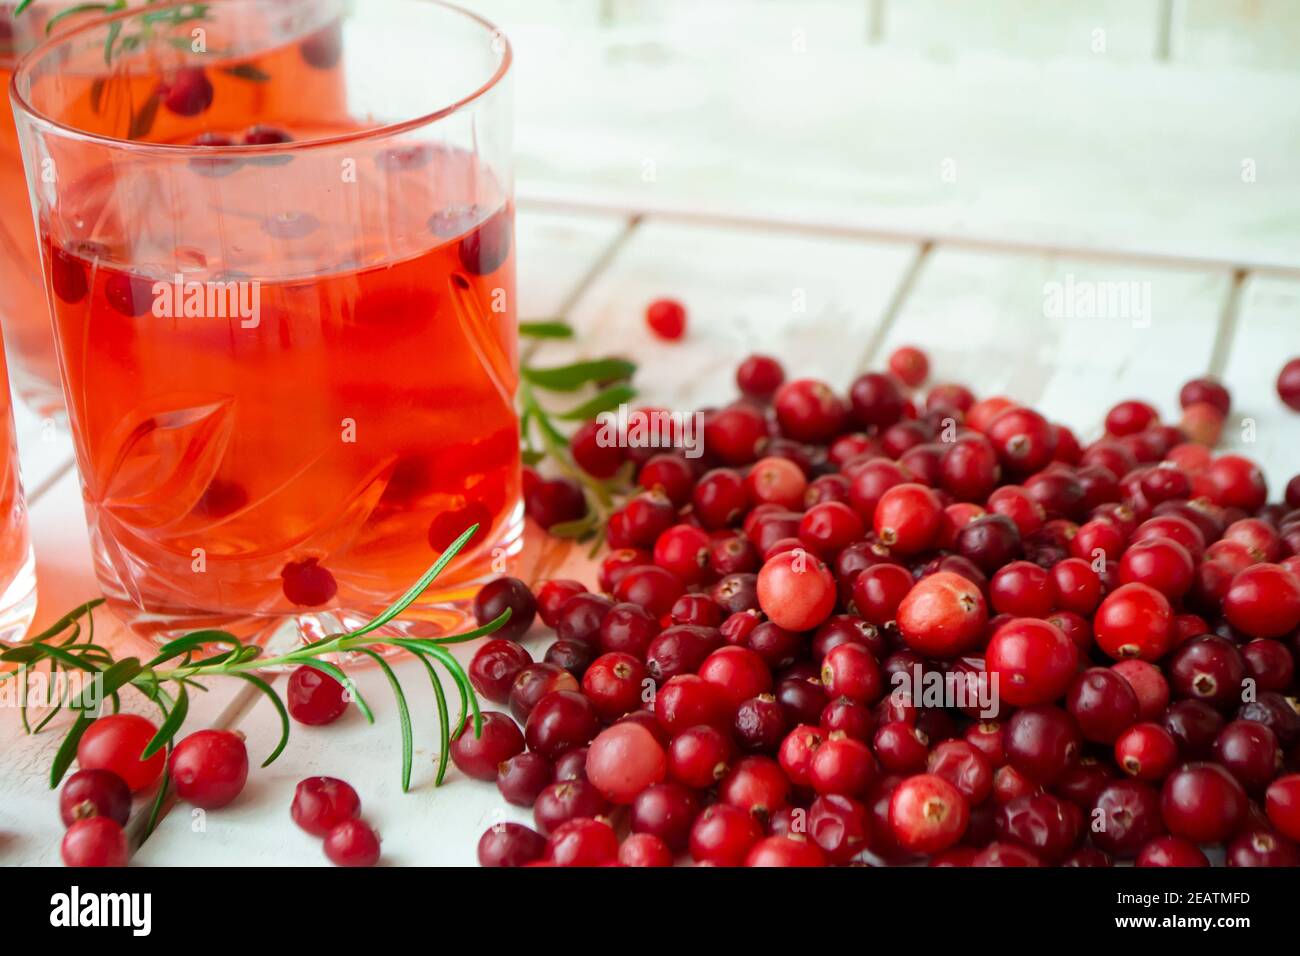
[[2, 1, 1299, 866]]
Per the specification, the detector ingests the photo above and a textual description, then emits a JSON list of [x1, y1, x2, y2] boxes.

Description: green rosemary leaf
[[357, 649, 413, 792], [89, 657, 143, 707], [1, 645, 45, 664], [35, 643, 104, 674], [147, 630, 241, 667], [32, 663, 72, 734], [142, 744, 171, 840], [306, 659, 374, 723], [427, 645, 480, 738], [521, 449, 546, 466], [399, 610, 509, 648], [50, 712, 95, 788], [230, 673, 289, 767], [406, 650, 451, 786], [141, 684, 188, 759], [24, 599, 103, 644], [522, 358, 635, 392], [342, 525, 479, 642], [554, 383, 637, 421], [519, 320, 574, 339], [222, 63, 270, 82], [13, 0, 36, 16]]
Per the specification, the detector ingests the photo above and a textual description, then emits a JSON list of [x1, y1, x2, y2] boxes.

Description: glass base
[[0, 546, 38, 645], [100, 503, 525, 655]]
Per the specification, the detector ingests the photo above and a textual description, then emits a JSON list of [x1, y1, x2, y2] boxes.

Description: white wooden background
[[1, 0, 1299, 866]]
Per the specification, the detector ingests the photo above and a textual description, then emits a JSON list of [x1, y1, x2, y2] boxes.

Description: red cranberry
[[1223, 563, 1300, 638], [744, 835, 827, 867], [533, 779, 609, 835], [1114, 722, 1179, 781], [1213, 720, 1280, 793], [690, 803, 763, 865], [1091, 780, 1166, 858], [630, 781, 697, 851], [849, 372, 904, 430], [646, 298, 687, 340], [956, 514, 1022, 573], [76, 714, 166, 793], [497, 753, 553, 806], [586, 723, 667, 804], [473, 576, 537, 642], [598, 602, 660, 657], [478, 822, 547, 867], [508, 663, 578, 723], [61, 818, 128, 868], [451, 712, 525, 780], [1136, 835, 1209, 867], [1265, 775, 1300, 842], [1278, 358, 1300, 410], [324, 820, 381, 867], [548, 817, 619, 866], [995, 792, 1080, 862], [1167, 635, 1245, 708], [720, 756, 791, 821], [896, 571, 987, 658], [874, 721, 930, 774], [619, 832, 674, 867], [555, 591, 614, 646], [888, 773, 969, 854], [291, 777, 361, 837], [281, 557, 338, 607], [645, 626, 724, 683], [1094, 583, 1173, 662], [581, 652, 648, 721], [1227, 828, 1300, 867], [1066, 668, 1139, 743], [1003, 705, 1080, 786], [985, 618, 1079, 707], [1161, 763, 1247, 844], [536, 579, 586, 627], [704, 405, 769, 466], [756, 549, 836, 632], [469, 640, 532, 704], [59, 770, 131, 828], [525, 691, 598, 760], [737, 354, 785, 400]]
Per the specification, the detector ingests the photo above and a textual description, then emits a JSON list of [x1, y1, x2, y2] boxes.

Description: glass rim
[[8, 0, 513, 156]]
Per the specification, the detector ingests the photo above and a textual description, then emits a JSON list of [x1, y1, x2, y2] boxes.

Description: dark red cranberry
[[544, 639, 594, 677], [450, 712, 524, 781], [281, 558, 338, 607], [1167, 635, 1245, 709], [533, 779, 608, 835], [1213, 720, 1280, 794], [59, 770, 131, 828], [496, 753, 553, 806], [734, 695, 787, 752], [777, 677, 829, 727], [645, 625, 724, 683], [1003, 706, 1080, 786], [1161, 763, 1247, 844], [508, 663, 578, 723], [478, 822, 547, 867], [1091, 780, 1166, 858], [995, 792, 1080, 863], [1162, 699, 1225, 759], [737, 354, 785, 400], [1066, 668, 1139, 744], [526, 477, 587, 529], [955, 514, 1022, 573], [631, 782, 698, 851], [472, 577, 536, 642]]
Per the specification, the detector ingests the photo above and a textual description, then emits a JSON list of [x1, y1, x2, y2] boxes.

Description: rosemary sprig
[[17, 0, 210, 66], [518, 320, 639, 547], [0, 524, 503, 832]]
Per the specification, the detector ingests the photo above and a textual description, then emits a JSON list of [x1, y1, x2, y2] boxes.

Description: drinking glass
[[0, 340, 36, 644], [0, 1, 94, 418], [12, 0, 520, 646]]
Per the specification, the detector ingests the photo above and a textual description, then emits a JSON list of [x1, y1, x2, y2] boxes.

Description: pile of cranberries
[[482, 347, 1300, 866]]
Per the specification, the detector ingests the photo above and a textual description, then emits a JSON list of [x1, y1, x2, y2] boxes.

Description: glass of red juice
[[11, 0, 520, 646]]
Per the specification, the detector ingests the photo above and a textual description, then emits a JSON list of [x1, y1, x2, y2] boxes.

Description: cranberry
[[1227, 828, 1300, 867], [579, 652, 646, 721], [1223, 563, 1300, 638], [955, 514, 1022, 573], [525, 691, 599, 760], [851, 563, 914, 627], [1265, 775, 1300, 842], [554, 747, 590, 782], [509, 663, 578, 723], [704, 405, 769, 466], [1066, 668, 1139, 743], [324, 819, 381, 867], [985, 619, 1079, 707], [809, 733, 876, 797], [1111, 659, 1169, 721], [61, 817, 128, 868], [1003, 706, 1080, 785], [807, 793, 870, 863], [533, 779, 608, 835], [619, 832, 674, 867], [469, 639, 532, 704], [770, 378, 845, 443], [744, 835, 827, 867], [1114, 723, 1178, 781], [548, 817, 619, 866], [873, 722, 930, 774], [1161, 763, 1247, 843], [497, 753, 553, 807], [926, 740, 992, 804], [1179, 377, 1231, 416], [536, 579, 586, 627], [586, 723, 667, 804], [1093, 583, 1173, 662], [555, 592, 614, 647], [1091, 780, 1166, 858], [1162, 699, 1225, 759], [668, 725, 733, 789], [756, 549, 835, 632], [690, 803, 763, 865], [628, 781, 697, 851], [1136, 835, 1209, 867], [737, 354, 785, 400], [887, 345, 929, 387], [598, 602, 660, 658], [168, 730, 248, 810], [985, 407, 1056, 474], [1278, 357, 1300, 410], [720, 756, 790, 821], [638, 454, 694, 508], [646, 626, 723, 683], [59, 770, 131, 828], [849, 372, 905, 430], [1104, 399, 1158, 437], [76, 714, 166, 793], [160, 67, 214, 116], [451, 712, 524, 780], [1237, 692, 1299, 749], [281, 557, 338, 607], [478, 822, 547, 867], [896, 571, 987, 658], [734, 695, 787, 751], [1241, 639, 1294, 692], [1203, 454, 1268, 511], [1168, 636, 1245, 708], [473, 577, 537, 642], [614, 565, 683, 619], [571, 420, 626, 479], [995, 792, 1080, 862], [645, 298, 687, 340], [655, 674, 729, 735], [886, 773, 968, 853], [988, 561, 1055, 618], [1213, 720, 1280, 793], [291, 777, 361, 836]]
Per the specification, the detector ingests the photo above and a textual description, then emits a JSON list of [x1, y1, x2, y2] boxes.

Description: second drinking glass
[[12, 0, 520, 645]]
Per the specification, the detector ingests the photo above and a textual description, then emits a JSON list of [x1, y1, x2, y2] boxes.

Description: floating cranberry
[[160, 67, 213, 116], [281, 558, 338, 608], [459, 207, 513, 275]]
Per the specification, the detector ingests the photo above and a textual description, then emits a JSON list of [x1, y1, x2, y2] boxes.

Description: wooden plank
[[533, 218, 920, 410], [505, 16, 1300, 271], [873, 248, 1234, 435], [1216, 276, 1300, 483]]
